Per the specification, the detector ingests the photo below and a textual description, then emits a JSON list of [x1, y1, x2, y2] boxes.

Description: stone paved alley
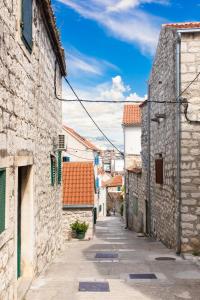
[[25, 217, 200, 300]]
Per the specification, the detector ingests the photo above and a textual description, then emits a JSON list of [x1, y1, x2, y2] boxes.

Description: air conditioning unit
[[58, 134, 65, 150]]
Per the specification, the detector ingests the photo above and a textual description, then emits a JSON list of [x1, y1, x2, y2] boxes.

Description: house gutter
[[176, 31, 181, 255], [175, 28, 200, 254], [147, 85, 151, 235]]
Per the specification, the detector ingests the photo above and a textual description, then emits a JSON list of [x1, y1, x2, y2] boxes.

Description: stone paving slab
[[25, 216, 200, 300]]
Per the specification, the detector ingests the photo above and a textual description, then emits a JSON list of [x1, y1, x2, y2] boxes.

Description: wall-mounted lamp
[[155, 113, 166, 119], [151, 117, 159, 123]]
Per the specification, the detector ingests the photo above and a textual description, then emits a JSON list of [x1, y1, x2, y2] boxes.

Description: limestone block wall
[[62, 209, 94, 240], [148, 27, 178, 248], [0, 0, 64, 298], [180, 32, 200, 252], [127, 171, 143, 232]]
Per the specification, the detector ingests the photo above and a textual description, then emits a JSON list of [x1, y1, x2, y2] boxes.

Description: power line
[[64, 77, 124, 157], [54, 61, 124, 157], [67, 151, 95, 161]]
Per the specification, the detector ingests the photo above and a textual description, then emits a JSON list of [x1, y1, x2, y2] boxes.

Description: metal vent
[[129, 273, 157, 280], [58, 134, 65, 150], [79, 282, 110, 292]]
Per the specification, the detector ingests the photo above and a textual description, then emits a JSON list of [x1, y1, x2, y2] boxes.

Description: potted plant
[[70, 220, 89, 240]]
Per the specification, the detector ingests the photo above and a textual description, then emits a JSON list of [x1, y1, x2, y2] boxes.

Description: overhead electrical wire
[[54, 60, 200, 157], [54, 61, 124, 157]]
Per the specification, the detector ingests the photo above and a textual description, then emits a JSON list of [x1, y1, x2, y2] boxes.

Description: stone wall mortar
[[62, 209, 94, 241], [0, 0, 64, 298]]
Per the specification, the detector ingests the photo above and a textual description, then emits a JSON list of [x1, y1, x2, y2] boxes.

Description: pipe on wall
[[147, 84, 151, 235], [176, 32, 181, 254]]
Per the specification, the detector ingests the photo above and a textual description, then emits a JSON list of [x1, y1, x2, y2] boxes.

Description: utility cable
[[54, 61, 123, 156], [64, 77, 124, 157]]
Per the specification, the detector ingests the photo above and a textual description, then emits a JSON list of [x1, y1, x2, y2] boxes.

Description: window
[[155, 157, 163, 184], [0, 169, 6, 234], [50, 155, 56, 186], [21, 0, 33, 51], [117, 186, 121, 192]]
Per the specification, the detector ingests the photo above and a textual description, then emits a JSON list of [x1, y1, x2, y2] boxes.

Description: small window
[[0, 169, 6, 234], [155, 157, 163, 184], [21, 0, 33, 51], [50, 155, 56, 186]]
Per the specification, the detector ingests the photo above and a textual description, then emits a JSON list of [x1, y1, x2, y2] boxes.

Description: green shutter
[[21, 0, 33, 51], [51, 156, 56, 186], [57, 151, 62, 185], [0, 169, 6, 234]]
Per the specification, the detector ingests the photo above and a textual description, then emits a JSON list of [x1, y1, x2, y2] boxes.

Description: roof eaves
[[37, 0, 66, 76]]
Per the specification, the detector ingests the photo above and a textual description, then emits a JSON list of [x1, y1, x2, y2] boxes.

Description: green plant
[[70, 220, 89, 233]]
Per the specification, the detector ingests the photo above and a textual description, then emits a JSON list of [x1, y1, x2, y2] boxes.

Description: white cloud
[[62, 75, 146, 149], [58, 0, 169, 55], [67, 47, 119, 76]]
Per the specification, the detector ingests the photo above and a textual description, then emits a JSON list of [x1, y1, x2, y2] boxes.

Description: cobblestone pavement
[[25, 217, 200, 300]]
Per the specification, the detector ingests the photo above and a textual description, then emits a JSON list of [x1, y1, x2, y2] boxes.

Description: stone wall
[[180, 32, 200, 252], [141, 27, 200, 253], [62, 209, 94, 240], [127, 171, 143, 232], [0, 0, 64, 298], [146, 27, 178, 248]]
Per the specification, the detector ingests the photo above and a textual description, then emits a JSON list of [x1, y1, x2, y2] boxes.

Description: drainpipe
[[147, 84, 151, 235], [176, 32, 181, 255]]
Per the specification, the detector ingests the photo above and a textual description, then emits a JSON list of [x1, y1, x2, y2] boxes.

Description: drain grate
[[95, 252, 118, 259], [79, 282, 110, 292], [155, 257, 176, 261], [129, 273, 157, 280]]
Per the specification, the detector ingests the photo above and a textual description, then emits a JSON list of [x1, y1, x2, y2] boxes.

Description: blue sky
[[52, 0, 200, 149]]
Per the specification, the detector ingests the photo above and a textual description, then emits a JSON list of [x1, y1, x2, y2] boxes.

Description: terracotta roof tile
[[122, 104, 141, 126], [63, 125, 99, 151], [103, 175, 123, 187], [163, 22, 200, 29], [63, 162, 94, 206]]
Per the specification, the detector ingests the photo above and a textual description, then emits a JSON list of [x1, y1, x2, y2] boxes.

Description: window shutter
[[95, 177, 99, 189], [155, 158, 163, 184], [50, 155, 56, 186], [0, 169, 6, 234], [95, 155, 99, 165], [21, 0, 33, 51], [57, 151, 62, 185]]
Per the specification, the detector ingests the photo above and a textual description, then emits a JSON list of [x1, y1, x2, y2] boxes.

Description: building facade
[[122, 104, 141, 169], [62, 162, 95, 240], [0, 1, 66, 299], [141, 22, 200, 253]]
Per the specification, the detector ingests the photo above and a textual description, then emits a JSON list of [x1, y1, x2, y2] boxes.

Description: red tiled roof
[[163, 22, 200, 29], [122, 104, 141, 126], [63, 162, 94, 206], [63, 125, 99, 151], [103, 175, 123, 187]]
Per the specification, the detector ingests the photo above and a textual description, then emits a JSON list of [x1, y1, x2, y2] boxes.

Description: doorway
[[17, 165, 34, 279]]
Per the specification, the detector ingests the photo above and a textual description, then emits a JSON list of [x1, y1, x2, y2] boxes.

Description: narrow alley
[[25, 217, 200, 300]]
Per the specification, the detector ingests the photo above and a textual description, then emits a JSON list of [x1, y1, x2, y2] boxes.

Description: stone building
[[122, 104, 141, 169], [62, 162, 95, 240], [103, 175, 123, 214], [141, 22, 200, 253], [0, 1, 66, 299], [62, 125, 102, 218]]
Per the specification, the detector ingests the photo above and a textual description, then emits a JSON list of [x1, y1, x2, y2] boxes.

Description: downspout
[[176, 32, 181, 255], [147, 84, 151, 235]]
